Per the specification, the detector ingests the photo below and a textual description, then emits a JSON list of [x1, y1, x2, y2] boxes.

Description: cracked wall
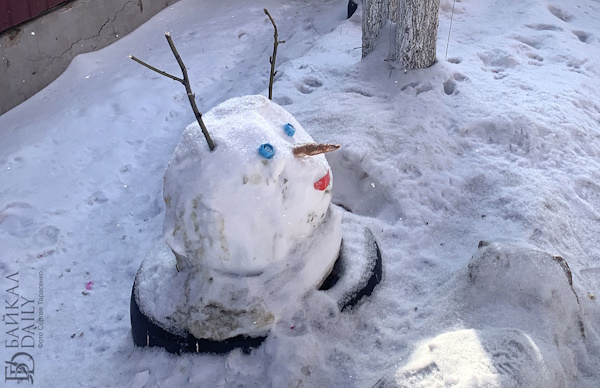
[[0, 0, 180, 115]]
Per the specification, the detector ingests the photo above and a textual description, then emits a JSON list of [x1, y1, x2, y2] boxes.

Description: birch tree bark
[[395, 0, 440, 68], [362, 0, 389, 58], [388, 0, 399, 23]]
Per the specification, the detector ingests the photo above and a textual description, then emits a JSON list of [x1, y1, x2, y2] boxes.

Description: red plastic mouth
[[314, 170, 330, 191]]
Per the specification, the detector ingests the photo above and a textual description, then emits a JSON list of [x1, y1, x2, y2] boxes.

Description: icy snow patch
[[388, 328, 560, 388]]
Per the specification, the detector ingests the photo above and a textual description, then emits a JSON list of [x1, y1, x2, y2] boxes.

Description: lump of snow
[[378, 241, 591, 388], [466, 241, 585, 339], [130, 370, 150, 388], [163, 95, 334, 275], [388, 328, 563, 388]]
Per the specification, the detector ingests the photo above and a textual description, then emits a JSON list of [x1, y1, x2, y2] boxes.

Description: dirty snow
[[1, 0, 599, 387]]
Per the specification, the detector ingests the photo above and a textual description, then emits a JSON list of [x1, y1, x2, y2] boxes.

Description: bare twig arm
[[264, 8, 285, 100], [129, 55, 183, 83], [129, 33, 215, 151], [164, 32, 215, 151], [264, 8, 278, 38]]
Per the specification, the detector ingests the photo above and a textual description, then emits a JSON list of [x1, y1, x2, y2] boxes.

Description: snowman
[[132, 95, 353, 350]]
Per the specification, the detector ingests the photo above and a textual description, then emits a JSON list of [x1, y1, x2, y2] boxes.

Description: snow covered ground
[[1, 0, 599, 386]]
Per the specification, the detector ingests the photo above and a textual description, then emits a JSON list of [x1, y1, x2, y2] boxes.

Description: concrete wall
[[0, 0, 180, 115]]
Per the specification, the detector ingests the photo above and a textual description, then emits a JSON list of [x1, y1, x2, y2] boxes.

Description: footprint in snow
[[164, 109, 180, 122], [32, 225, 60, 247], [573, 179, 600, 217], [274, 96, 293, 106], [297, 75, 323, 94], [525, 52, 544, 65], [119, 164, 132, 174], [95, 344, 109, 353], [566, 57, 589, 74], [478, 49, 520, 79], [510, 34, 545, 49], [400, 81, 433, 95], [548, 5, 574, 22], [443, 72, 467, 96], [525, 23, 562, 32], [400, 81, 418, 91], [0, 202, 38, 238], [572, 30, 592, 43], [87, 190, 109, 206], [344, 87, 373, 97]]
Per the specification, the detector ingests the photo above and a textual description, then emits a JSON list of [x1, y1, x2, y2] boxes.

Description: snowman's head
[[163, 95, 340, 275]]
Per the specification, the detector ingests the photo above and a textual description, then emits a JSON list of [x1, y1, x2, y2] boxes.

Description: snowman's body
[[136, 95, 342, 341]]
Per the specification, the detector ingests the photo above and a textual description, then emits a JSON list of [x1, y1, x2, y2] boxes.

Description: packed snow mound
[[388, 328, 561, 388], [465, 241, 585, 339], [378, 241, 591, 387], [163, 95, 334, 275]]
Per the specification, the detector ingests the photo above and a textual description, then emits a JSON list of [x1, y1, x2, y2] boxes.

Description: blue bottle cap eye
[[283, 123, 296, 137], [258, 143, 275, 159]]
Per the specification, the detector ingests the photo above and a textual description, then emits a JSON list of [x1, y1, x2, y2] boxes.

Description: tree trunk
[[388, 0, 398, 23], [396, 0, 440, 69], [362, 0, 390, 58]]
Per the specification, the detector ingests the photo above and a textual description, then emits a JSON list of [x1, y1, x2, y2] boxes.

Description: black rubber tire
[[130, 285, 266, 354], [320, 228, 383, 311], [130, 227, 382, 353], [348, 0, 358, 19]]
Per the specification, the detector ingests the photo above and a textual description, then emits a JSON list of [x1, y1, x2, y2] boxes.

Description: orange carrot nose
[[293, 143, 340, 157]]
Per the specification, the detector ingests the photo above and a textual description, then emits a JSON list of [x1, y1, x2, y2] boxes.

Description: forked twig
[[130, 32, 215, 151], [264, 9, 285, 100]]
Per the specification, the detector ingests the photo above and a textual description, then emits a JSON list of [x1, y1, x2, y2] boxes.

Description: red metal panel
[[0, 0, 11, 32], [47, 0, 65, 7], [0, 0, 68, 33], [6, 0, 32, 27], [30, 1, 49, 16]]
